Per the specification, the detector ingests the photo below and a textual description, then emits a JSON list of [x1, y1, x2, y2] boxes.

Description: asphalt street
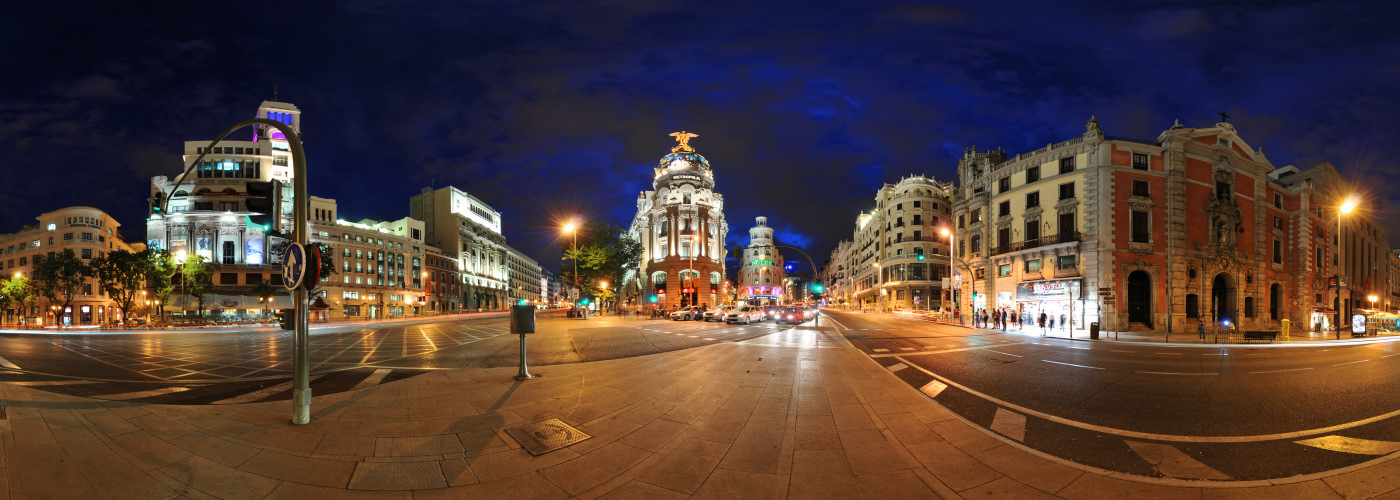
[[823, 309, 1400, 481]]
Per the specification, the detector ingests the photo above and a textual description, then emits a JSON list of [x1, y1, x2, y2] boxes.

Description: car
[[803, 306, 817, 320], [724, 306, 764, 324], [762, 305, 781, 320], [704, 306, 733, 322], [669, 306, 704, 321], [776, 306, 806, 324]]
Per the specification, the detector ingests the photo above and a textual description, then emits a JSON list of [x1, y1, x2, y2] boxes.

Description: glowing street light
[[1336, 195, 1359, 340], [563, 220, 583, 319]]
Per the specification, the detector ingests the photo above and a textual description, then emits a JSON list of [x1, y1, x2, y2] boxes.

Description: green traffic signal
[[649, 295, 658, 303], [917, 253, 925, 261]]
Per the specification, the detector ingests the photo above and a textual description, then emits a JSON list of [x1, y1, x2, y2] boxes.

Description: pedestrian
[[1197, 316, 1206, 340], [1001, 310, 1008, 331], [1049, 315, 1055, 330], [1060, 314, 1067, 332], [1038, 312, 1047, 334]]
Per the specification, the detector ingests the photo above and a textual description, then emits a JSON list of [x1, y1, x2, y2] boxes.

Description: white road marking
[[1125, 440, 1231, 480], [990, 408, 1027, 442], [886, 363, 908, 373], [1042, 360, 1104, 370], [99, 387, 191, 401], [211, 376, 323, 404], [703, 338, 715, 341], [350, 368, 392, 391], [1251, 367, 1313, 374], [1135, 371, 1217, 376], [1155, 352, 1183, 356], [919, 380, 947, 398], [1334, 359, 1372, 366], [11, 380, 101, 386], [1065, 346, 1091, 350], [984, 349, 1023, 358], [1384, 353, 1400, 358], [0, 355, 20, 370], [1109, 350, 1131, 353], [899, 347, 915, 351], [872, 348, 889, 353], [1296, 435, 1400, 455]]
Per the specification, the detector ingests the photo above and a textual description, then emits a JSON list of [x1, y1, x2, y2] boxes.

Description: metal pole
[[1337, 210, 1342, 340], [515, 333, 532, 379]]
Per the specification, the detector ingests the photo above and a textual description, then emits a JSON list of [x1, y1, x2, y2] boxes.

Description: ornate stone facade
[[628, 132, 728, 310], [737, 217, 784, 304]]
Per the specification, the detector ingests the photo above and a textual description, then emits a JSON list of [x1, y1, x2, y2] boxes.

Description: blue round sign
[[282, 243, 306, 291]]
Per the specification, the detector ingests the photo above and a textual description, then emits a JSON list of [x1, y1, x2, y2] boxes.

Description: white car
[[704, 306, 733, 322], [670, 306, 704, 321], [724, 306, 764, 324]]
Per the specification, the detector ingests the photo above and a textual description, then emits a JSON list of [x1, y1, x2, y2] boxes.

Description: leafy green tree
[[90, 249, 150, 324], [560, 221, 642, 305], [3, 275, 37, 324], [32, 249, 90, 325], [0, 277, 10, 323], [146, 249, 177, 321], [250, 280, 281, 320], [181, 254, 219, 322]]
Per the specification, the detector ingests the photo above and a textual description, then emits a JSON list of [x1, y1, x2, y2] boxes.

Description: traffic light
[[151, 194, 163, 214], [917, 252, 925, 261], [580, 298, 590, 305], [811, 282, 824, 293], [276, 308, 295, 330], [246, 180, 282, 233], [518, 299, 526, 306], [648, 295, 658, 303]]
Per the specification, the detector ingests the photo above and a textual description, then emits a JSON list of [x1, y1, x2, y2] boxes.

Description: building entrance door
[[1127, 271, 1152, 328]]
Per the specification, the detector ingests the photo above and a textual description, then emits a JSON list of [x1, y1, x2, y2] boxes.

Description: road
[[0, 312, 800, 406], [823, 309, 1400, 481]]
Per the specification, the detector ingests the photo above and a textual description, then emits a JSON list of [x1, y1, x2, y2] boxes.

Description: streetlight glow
[[1341, 197, 1359, 215]]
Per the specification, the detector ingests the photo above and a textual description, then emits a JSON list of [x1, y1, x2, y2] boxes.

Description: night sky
[[3, 1, 1399, 273]]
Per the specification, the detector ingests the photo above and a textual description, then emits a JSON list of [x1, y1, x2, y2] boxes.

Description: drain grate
[[505, 418, 591, 456]]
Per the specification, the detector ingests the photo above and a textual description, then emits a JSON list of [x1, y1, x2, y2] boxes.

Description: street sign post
[[282, 243, 307, 291]]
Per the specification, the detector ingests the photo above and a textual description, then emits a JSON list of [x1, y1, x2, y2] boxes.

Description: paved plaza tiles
[[0, 317, 1397, 499]]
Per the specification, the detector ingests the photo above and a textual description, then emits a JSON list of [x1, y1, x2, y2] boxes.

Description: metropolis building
[[627, 132, 729, 310]]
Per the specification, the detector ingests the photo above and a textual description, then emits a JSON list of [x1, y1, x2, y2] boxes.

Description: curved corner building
[[628, 132, 729, 310]]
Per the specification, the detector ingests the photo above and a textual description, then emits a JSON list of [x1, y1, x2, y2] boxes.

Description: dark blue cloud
[[2, 0, 1399, 267]]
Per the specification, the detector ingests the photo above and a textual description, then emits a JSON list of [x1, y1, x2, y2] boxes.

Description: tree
[[0, 277, 10, 324], [144, 250, 177, 321], [90, 249, 150, 325], [181, 254, 219, 322], [560, 221, 642, 305], [3, 275, 37, 324], [250, 280, 280, 321], [32, 250, 90, 325]]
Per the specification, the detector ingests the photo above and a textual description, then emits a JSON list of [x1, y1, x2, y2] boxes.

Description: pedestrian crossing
[[0, 366, 425, 405]]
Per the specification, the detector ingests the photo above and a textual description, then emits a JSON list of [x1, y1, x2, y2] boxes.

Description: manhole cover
[[505, 418, 591, 455]]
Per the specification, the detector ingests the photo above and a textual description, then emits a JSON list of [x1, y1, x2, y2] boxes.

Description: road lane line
[[1154, 353, 1183, 356], [0, 355, 20, 370], [872, 348, 890, 353], [1335, 359, 1372, 366], [919, 380, 947, 398], [1384, 353, 1400, 358], [1065, 346, 1091, 350], [984, 349, 1023, 358], [1296, 435, 1400, 455], [1125, 441, 1231, 480], [11, 380, 101, 386], [991, 408, 1027, 442], [1042, 360, 1104, 370], [212, 376, 324, 404], [351, 368, 392, 391], [99, 387, 191, 400], [1251, 368, 1313, 374], [886, 363, 908, 373], [1135, 371, 1217, 376]]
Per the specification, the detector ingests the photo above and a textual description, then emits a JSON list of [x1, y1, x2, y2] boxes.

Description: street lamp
[[1337, 195, 1358, 340], [563, 221, 582, 319]]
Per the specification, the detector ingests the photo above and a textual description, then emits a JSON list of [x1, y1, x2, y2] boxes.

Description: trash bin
[[510, 305, 536, 334], [1090, 322, 1100, 340]]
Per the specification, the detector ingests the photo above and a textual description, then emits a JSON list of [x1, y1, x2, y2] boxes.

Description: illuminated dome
[[658, 151, 711, 172]]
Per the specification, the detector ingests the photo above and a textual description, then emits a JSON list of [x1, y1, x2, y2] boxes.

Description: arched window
[[172, 190, 188, 197]]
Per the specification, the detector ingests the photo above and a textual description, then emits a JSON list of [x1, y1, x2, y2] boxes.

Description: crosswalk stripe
[[919, 380, 947, 398], [991, 408, 1027, 442], [99, 387, 191, 401], [886, 363, 908, 373], [1296, 435, 1400, 455], [211, 376, 321, 404], [872, 348, 889, 353], [351, 369, 392, 391], [1125, 440, 1231, 480], [11, 380, 101, 386], [0, 355, 20, 370]]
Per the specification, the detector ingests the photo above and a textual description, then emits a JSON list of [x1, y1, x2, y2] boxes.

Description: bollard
[[511, 305, 536, 380]]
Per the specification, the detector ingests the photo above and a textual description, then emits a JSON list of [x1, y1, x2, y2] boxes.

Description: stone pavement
[[1, 317, 1397, 499]]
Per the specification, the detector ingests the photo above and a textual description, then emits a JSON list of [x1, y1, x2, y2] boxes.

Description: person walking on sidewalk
[[1060, 314, 1067, 332], [1038, 312, 1047, 335], [1198, 316, 1207, 341], [1001, 310, 1008, 331]]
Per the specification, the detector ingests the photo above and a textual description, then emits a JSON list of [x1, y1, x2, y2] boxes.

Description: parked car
[[704, 306, 733, 322], [725, 306, 764, 324], [670, 306, 704, 321], [777, 306, 806, 324], [763, 305, 781, 320]]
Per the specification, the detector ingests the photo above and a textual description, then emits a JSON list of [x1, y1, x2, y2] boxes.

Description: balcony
[[990, 231, 1081, 256]]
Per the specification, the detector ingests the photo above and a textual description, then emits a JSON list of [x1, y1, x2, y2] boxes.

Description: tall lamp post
[[941, 228, 973, 324], [1337, 196, 1358, 340], [563, 221, 582, 319], [1369, 294, 1379, 335]]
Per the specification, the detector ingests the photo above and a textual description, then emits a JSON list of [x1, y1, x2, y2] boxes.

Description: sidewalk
[[0, 318, 1394, 498], [913, 314, 1400, 346]]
